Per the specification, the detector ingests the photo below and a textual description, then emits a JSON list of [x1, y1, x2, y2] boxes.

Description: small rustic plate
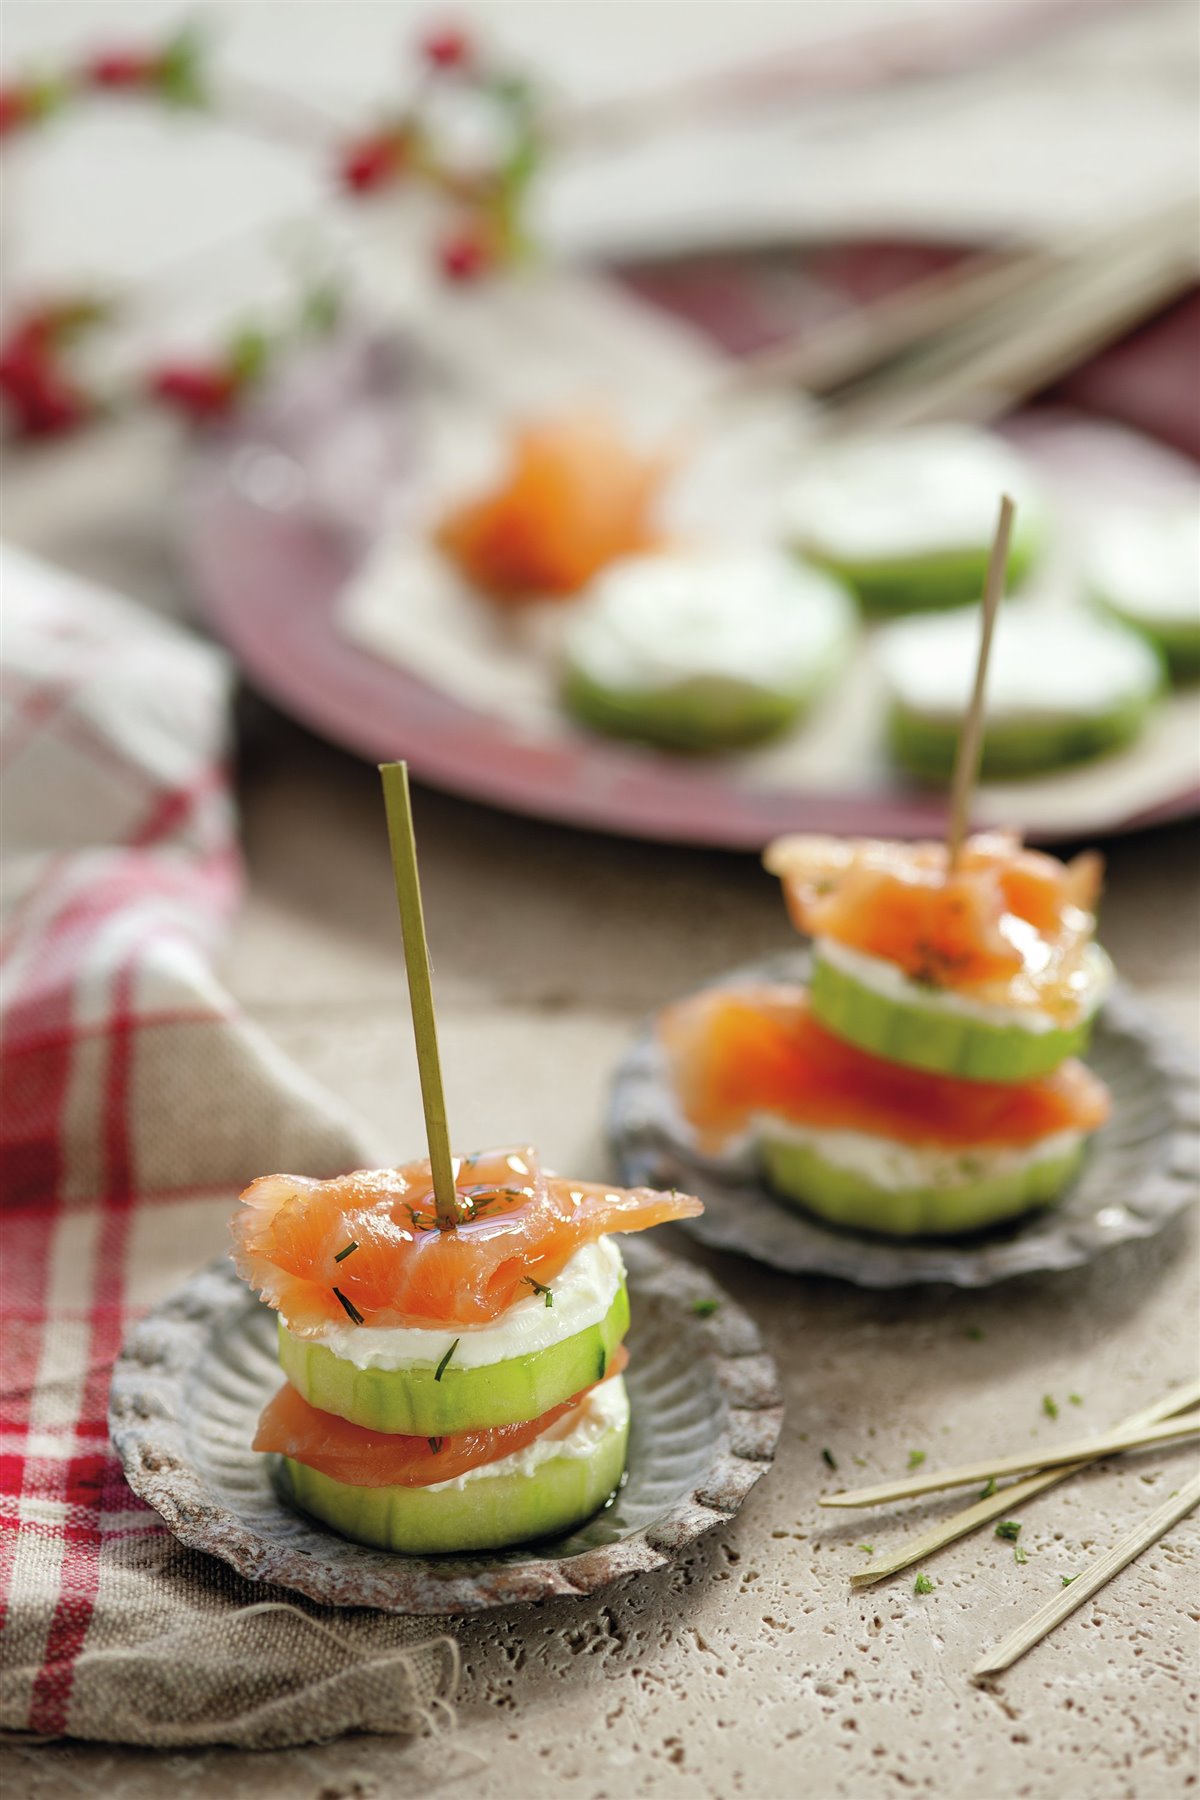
[[109, 1238, 781, 1614], [608, 953, 1198, 1289]]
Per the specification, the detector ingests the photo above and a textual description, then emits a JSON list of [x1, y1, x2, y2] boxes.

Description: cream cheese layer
[[757, 1118, 1085, 1191], [422, 1374, 630, 1493], [282, 1237, 625, 1372], [815, 936, 1113, 1034]]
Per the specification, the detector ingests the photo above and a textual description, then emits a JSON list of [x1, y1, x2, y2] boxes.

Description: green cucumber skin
[[800, 521, 1043, 617], [810, 953, 1099, 1083], [761, 1137, 1086, 1239], [278, 1281, 630, 1436], [275, 1409, 630, 1555], [1090, 594, 1200, 682], [886, 683, 1156, 781], [562, 666, 812, 753]]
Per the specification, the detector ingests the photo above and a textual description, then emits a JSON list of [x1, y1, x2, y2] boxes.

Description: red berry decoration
[[85, 50, 159, 90], [149, 364, 239, 421], [0, 322, 88, 437], [338, 129, 406, 195], [0, 85, 31, 138], [439, 228, 493, 283], [422, 26, 472, 71]]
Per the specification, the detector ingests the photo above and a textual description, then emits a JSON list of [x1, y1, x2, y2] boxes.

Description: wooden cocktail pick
[[944, 492, 1016, 870], [973, 1472, 1200, 1679], [379, 761, 460, 1229]]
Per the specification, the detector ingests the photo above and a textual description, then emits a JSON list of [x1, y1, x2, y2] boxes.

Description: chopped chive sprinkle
[[913, 1572, 935, 1595], [821, 1447, 838, 1471], [332, 1286, 364, 1325], [994, 1520, 1022, 1542], [907, 1450, 926, 1471], [1068, 1393, 1083, 1407], [692, 1297, 720, 1318], [334, 1240, 359, 1263], [522, 1276, 553, 1308], [1061, 1574, 1077, 1586], [858, 1544, 875, 1557], [1042, 1394, 1059, 1420], [434, 1338, 459, 1382], [965, 1325, 985, 1341], [978, 1477, 998, 1500], [1013, 1544, 1029, 1565], [427, 1437, 444, 1455]]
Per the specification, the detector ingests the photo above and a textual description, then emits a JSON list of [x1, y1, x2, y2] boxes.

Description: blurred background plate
[[182, 245, 1200, 848]]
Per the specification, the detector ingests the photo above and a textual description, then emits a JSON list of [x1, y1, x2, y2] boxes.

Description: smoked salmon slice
[[764, 830, 1103, 1015], [254, 1348, 629, 1488], [438, 412, 667, 601], [662, 984, 1111, 1151], [232, 1146, 701, 1334]]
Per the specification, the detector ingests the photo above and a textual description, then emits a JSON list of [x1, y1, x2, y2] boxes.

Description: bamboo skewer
[[972, 1472, 1200, 1679], [944, 493, 1014, 869], [849, 1380, 1200, 1587], [821, 1413, 1200, 1509], [379, 761, 460, 1230]]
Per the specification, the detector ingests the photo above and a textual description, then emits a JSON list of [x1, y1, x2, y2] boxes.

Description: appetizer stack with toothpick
[[232, 764, 702, 1555]]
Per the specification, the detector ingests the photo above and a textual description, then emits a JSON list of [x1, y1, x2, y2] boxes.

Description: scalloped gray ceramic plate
[[109, 1237, 782, 1614], [608, 953, 1198, 1289]]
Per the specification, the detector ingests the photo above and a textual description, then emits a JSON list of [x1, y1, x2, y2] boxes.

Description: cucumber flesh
[[887, 688, 1155, 780], [563, 665, 809, 752], [1090, 594, 1200, 682], [279, 1281, 630, 1436], [762, 1136, 1086, 1238], [810, 950, 1105, 1083], [802, 523, 1042, 617], [274, 1394, 631, 1555]]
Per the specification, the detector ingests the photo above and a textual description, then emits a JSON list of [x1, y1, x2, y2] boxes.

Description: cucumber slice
[[887, 691, 1156, 780], [1086, 505, 1200, 682], [810, 947, 1108, 1083], [278, 1280, 630, 1436], [761, 1136, 1086, 1238], [879, 606, 1163, 780], [783, 425, 1047, 615], [274, 1389, 631, 1554], [803, 528, 1043, 618], [561, 550, 855, 752]]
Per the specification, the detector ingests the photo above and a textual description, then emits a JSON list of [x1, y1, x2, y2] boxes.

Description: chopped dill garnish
[[1068, 1393, 1083, 1407], [334, 1240, 359, 1263], [1042, 1394, 1059, 1420], [522, 1276, 553, 1308], [434, 1338, 460, 1382], [907, 1450, 926, 1471], [692, 1297, 720, 1318], [994, 1520, 1022, 1542], [858, 1544, 875, 1557], [1061, 1574, 1077, 1586], [332, 1286, 364, 1325], [978, 1477, 997, 1500], [964, 1325, 985, 1341], [913, 1572, 935, 1595], [427, 1438, 443, 1455], [821, 1447, 838, 1471], [1013, 1544, 1029, 1565]]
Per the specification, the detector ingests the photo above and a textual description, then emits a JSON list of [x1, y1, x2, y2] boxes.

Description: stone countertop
[[5, 703, 1197, 1800]]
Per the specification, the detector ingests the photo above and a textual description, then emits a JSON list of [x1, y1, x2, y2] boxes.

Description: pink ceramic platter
[[182, 263, 1200, 850]]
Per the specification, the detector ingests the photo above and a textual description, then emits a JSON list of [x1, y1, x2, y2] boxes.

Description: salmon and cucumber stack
[[662, 833, 1113, 1239], [233, 1146, 699, 1554], [233, 762, 701, 1555]]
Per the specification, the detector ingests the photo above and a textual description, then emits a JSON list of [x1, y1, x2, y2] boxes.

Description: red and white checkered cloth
[[0, 548, 455, 1747]]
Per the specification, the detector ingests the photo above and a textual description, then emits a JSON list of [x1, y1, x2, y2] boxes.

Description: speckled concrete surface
[[4, 719, 1196, 1800]]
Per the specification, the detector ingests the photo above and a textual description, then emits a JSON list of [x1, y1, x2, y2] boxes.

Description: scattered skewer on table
[[817, 1378, 1199, 1676]]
